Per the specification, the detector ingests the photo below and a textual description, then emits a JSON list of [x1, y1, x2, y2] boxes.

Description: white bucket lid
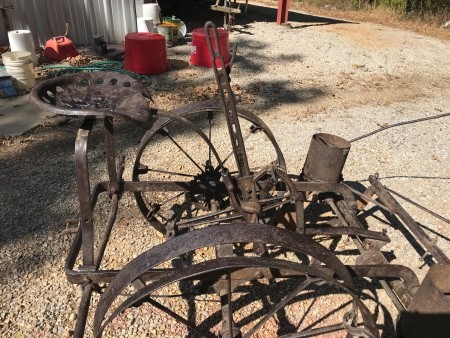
[[8, 29, 32, 35]]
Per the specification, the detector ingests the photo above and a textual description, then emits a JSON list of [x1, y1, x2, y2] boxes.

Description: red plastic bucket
[[190, 28, 230, 68], [124, 33, 168, 75]]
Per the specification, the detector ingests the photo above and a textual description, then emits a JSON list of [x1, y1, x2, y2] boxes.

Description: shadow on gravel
[[0, 123, 79, 244], [189, 278, 395, 337], [245, 79, 326, 110], [0, 119, 144, 278]]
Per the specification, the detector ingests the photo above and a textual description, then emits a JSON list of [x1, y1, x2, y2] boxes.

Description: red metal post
[[277, 0, 289, 25]]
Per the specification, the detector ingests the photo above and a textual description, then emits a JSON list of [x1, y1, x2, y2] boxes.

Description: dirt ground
[[255, 0, 450, 41], [150, 2, 450, 117]]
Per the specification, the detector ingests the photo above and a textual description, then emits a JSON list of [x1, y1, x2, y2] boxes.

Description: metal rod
[[166, 132, 205, 173], [208, 111, 213, 163], [227, 269, 234, 338], [344, 183, 392, 213], [244, 278, 319, 338], [94, 193, 119, 268], [335, 199, 408, 311], [73, 284, 94, 338], [75, 118, 96, 269], [146, 168, 195, 178], [369, 175, 450, 264], [204, 21, 251, 178], [146, 297, 211, 338], [104, 117, 118, 188], [326, 198, 351, 227], [326, 198, 364, 252], [386, 187, 450, 225]]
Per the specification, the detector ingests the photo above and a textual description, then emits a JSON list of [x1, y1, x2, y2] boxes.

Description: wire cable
[[349, 112, 450, 143]]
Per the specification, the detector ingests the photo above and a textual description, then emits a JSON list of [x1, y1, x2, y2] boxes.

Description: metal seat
[[30, 71, 154, 129]]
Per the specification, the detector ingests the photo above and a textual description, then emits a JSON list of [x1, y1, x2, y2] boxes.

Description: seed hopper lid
[[30, 71, 154, 129]]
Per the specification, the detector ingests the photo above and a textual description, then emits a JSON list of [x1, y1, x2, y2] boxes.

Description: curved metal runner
[[93, 223, 379, 338]]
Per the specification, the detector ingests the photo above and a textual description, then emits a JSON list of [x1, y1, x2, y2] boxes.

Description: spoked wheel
[[132, 100, 286, 234], [93, 224, 379, 338]]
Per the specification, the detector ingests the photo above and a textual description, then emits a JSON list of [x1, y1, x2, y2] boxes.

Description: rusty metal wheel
[[93, 224, 379, 338], [132, 100, 286, 234]]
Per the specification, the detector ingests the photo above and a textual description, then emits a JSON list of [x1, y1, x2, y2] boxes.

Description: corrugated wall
[[0, 0, 144, 47]]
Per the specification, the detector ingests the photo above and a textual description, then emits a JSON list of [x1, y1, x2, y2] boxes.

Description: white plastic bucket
[[8, 30, 38, 65], [142, 3, 161, 25], [2, 51, 36, 89], [137, 17, 154, 32]]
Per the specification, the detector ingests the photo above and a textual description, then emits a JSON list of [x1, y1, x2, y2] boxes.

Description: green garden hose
[[38, 61, 152, 85]]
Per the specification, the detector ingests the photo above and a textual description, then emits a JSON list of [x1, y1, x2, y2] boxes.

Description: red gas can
[[44, 36, 78, 62], [124, 33, 168, 75], [190, 28, 230, 68]]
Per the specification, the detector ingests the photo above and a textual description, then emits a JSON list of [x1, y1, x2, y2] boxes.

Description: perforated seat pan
[[30, 71, 154, 129]]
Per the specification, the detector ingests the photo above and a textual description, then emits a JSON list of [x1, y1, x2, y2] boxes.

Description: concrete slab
[[0, 94, 55, 137]]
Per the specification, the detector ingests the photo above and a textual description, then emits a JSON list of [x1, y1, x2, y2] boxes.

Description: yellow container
[[163, 16, 181, 44], [156, 23, 174, 47]]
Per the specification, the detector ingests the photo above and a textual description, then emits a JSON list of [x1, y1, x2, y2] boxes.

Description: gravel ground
[[1, 2, 450, 337]]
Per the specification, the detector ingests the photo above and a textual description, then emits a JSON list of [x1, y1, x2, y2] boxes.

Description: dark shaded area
[[188, 277, 396, 337], [0, 117, 144, 278], [237, 3, 353, 28], [397, 264, 450, 338], [158, 0, 225, 32], [398, 312, 450, 338], [0, 121, 80, 245], [158, 1, 353, 31]]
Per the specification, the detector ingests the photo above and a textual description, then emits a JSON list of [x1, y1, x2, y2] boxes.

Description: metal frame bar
[[74, 118, 96, 270]]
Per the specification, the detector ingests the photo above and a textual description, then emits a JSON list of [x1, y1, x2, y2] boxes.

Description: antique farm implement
[[31, 22, 450, 338], [211, 0, 248, 28]]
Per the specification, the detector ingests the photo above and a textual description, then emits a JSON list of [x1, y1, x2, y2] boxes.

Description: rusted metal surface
[[30, 71, 154, 129], [30, 21, 450, 338], [397, 264, 450, 338], [92, 223, 377, 337], [301, 133, 351, 183], [369, 175, 450, 264], [74, 118, 95, 270], [210, 0, 249, 29], [205, 21, 252, 179]]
